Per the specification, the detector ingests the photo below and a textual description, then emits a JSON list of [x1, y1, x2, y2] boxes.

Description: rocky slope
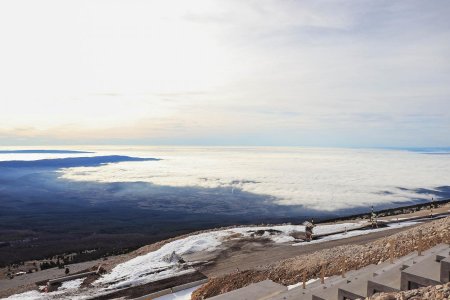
[[192, 217, 450, 299]]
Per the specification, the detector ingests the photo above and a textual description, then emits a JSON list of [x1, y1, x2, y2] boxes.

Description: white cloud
[[59, 146, 450, 211]]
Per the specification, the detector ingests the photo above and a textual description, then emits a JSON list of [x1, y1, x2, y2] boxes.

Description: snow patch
[[293, 221, 420, 246], [59, 278, 84, 290], [5, 291, 44, 300], [5, 220, 421, 300], [96, 222, 365, 289], [287, 277, 320, 290], [96, 230, 231, 289], [154, 284, 203, 300]]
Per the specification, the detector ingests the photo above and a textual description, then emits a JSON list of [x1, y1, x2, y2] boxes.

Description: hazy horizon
[[1, 144, 450, 151], [1, 0, 450, 147]]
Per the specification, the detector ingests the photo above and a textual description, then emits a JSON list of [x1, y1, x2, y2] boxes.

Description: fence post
[[341, 257, 346, 278], [418, 229, 423, 256], [390, 239, 395, 264], [302, 269, 306, 289], [320, 263, 325, 284], [446, 226, 450, 246]]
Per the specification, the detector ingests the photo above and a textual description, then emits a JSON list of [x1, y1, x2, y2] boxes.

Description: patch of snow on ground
[[96, 230, 231, 289], [5, 278, 85, 300], [287, 278, 320, 290], [96, 222, 365, 289], [391, 217, 408, 221], [154, 284, 203, 300], [293, 221, 420, 246], [59, 278, 84, 290], [231, 222, 364, 242], [5, 291, 43, 300]]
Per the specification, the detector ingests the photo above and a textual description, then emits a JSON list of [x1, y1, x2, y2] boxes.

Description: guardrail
[[47, 271, 97, 285]]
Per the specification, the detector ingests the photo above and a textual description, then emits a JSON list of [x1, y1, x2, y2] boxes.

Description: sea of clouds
[[38, 146, 450, 212]]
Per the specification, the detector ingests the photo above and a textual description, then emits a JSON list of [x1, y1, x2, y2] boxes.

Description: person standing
[[304, 219, 314, 241]]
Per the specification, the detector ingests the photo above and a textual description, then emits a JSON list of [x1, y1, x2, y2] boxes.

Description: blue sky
[[0, 0, 449, 147]]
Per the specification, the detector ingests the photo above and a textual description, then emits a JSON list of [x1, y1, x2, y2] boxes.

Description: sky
[[0, 0, 449, 147]]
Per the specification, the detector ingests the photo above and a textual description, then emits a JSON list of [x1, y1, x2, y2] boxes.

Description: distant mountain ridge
[[0, 155, 159, 168], [0, 150, 93, 154]]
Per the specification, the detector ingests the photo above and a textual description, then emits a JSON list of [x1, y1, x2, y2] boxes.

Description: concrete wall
[[367, 280, 400, 297], [441, 259, 450, 283], [338, 288, 364, 300], [400, 272, 441, 291]]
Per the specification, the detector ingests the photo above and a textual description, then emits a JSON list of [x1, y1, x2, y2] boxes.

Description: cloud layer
[[60, 146, 450, 211]]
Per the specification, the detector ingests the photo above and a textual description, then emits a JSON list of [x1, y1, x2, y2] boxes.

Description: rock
[[162, 251, 184, 264], [378, 294, 396, 300]]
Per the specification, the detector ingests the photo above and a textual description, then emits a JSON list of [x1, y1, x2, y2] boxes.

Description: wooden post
[[302, 269, 306, 289], [445, 225, 450, 246], [418, 229, 423, 256], [370, 205, 374, 228], [320, 263, 325, 284], [447, 228, 450, 245], [390, 239, 395, 264], [341, 257, 346, 278], [430, 197, 434, 218]]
